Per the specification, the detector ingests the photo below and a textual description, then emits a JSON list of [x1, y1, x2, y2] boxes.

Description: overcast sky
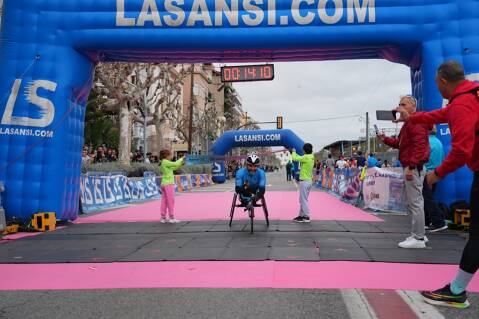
[[227, 60, 410, 152]]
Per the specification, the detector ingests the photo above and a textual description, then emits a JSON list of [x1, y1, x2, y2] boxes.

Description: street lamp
[[126, 81, 148, 163]]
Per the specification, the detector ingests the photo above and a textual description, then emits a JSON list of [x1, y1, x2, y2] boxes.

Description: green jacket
[[291, 152, 314, 181], [160, 158, 184, 185]]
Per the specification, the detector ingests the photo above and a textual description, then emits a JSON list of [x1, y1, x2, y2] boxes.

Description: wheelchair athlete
[[235, 154, 267, 209]]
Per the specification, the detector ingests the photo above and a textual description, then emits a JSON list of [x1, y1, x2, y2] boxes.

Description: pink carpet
[[0, 261, 476, 291], [0, 226, 66, 243], [77, 191, 381, 223], [1, 232, 42, 243]]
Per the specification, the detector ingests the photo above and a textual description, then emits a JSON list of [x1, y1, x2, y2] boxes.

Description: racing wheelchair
[[229, 193, 270, 234]]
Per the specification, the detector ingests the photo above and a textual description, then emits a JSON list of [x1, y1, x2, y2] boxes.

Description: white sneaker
[[160, 218, 168, 224], [168, 218, 181, 224], [399, 237, 426, 249], [406, 235, 429, 243]]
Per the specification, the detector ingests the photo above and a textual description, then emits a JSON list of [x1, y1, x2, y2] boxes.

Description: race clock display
[[221, 64, 274, 82]]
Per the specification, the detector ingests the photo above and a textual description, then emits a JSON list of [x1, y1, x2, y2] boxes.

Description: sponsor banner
[[180, 175, 191, 191], [186, 155, 211, 165], [116, 0, 376, 28], [317, 167, 407, 214], [212, 161, 226, 183], [363, 167, 407, 214], [80, 174, 160, 213]]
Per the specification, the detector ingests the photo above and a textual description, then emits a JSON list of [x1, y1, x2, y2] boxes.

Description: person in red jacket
[[396, 61, 479, 309], [378, 95, 430, 249]]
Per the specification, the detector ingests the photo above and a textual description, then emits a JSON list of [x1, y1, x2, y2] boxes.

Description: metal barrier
[[0, 181, 5, 231], [0, 181, 4, 209]]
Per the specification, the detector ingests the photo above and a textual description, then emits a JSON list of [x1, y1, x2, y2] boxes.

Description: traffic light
[[276, 116, 283, 129]]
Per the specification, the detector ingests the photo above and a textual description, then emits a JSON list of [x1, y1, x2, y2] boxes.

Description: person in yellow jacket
[[159, 150, 185, 223], [290, 143, 315, 223]]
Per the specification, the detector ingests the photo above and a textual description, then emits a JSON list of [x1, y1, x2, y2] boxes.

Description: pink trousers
[[160, 185, 175, 218]]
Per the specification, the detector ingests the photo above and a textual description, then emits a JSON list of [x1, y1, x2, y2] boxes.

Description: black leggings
[[459, 171, 479, 274]]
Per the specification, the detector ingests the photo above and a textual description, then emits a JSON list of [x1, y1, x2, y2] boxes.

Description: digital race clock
[[221, 64, 274, 82]]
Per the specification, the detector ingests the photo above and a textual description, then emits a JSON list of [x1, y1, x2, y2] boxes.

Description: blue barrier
[[80, 174, 160, 213], [0, 181, 4, 209]]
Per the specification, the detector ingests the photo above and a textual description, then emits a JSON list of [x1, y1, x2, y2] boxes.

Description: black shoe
[[302, 217, 311, 223], [427, 224, 448, 233], [421, 284, 470, 309], [293, 216, 304, 223]]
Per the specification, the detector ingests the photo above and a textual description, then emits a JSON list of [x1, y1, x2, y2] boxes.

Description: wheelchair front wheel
[[249, 206, 254, 234]]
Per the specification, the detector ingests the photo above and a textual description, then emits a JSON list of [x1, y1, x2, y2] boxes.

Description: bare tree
[[197, 102, 225, 152], [223, 84, 244, 130], [166, 64, 196, 144], [95, 62, 137, 165], [96, 62, 190, 164], [149, 64, 190, 152]]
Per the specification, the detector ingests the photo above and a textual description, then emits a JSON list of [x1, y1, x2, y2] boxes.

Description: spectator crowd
[[81, 146, 160, 164]]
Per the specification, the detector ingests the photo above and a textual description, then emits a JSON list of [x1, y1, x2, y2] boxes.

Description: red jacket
[[383, 121, 430, 169], [409, 80, 479, 177]]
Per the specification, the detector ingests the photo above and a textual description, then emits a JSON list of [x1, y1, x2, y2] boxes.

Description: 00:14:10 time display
[[221, 64, 274, 82]]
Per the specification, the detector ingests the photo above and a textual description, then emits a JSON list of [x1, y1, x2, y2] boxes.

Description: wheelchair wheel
[[249, 206, 254, 234]]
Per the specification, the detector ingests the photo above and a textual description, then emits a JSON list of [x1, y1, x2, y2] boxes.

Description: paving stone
[[183, 237, 233, 248], [229, 237, 272, 248], [271, 237, 316, 247], [140, 236, 193, 248], [338, 222, 382, 233], [315, 237, 359, 248], [366, 248, 463, 264], [353, 237, 399, 249], [310, 222, 347, 232], [277, 224, 314, 232], [208, 223, 247, 232], [220, 247, 270, 261], [176, 225, 214, 232], [269, 247, 320, 261], [319, 247, 371, 261], [168, 247, 227, 260], [119, 247, 178, 262]]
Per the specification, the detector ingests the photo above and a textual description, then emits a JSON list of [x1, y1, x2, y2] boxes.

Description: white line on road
[[292, 179, 299, 190], [341, 289, 378, 319], [397, 290, 445, 319]]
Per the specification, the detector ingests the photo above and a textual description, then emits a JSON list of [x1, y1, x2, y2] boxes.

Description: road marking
[[341, 289, 378, 319], [292, 179, 299, 190], [397, 290, 445, 319], [362, 289, 419, 319]]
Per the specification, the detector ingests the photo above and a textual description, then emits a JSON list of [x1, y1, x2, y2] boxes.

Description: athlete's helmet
[[246, 154, 260, 166]]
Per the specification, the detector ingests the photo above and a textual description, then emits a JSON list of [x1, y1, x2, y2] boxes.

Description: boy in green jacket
[[291, 143, 315, 223]]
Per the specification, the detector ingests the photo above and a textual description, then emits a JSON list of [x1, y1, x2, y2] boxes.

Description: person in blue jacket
[[235, 154, 267, 207], [367, 153, 378, 167]]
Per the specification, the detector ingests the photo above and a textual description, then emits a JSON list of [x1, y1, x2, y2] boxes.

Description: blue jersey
[[425, 135, 445, 171], [368, 157, 378, 168], [235, 167, 266, 190]]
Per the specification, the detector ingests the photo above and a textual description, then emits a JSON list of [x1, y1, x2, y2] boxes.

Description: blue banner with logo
[[80, 174, 160, 213], [212, 161, 226, 183]]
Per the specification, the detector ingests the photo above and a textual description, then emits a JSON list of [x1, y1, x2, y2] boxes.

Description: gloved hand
[[256, 188, 265, 198], [244, 200, 253, 211]]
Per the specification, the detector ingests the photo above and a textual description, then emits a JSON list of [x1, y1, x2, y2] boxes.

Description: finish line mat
[[0, 215, 467, 265]]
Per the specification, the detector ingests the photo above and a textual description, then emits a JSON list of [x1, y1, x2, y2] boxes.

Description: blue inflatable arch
[[211, 129, 305, 183], [212, 129, 305, 156], [1, 0, 478, 221]]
